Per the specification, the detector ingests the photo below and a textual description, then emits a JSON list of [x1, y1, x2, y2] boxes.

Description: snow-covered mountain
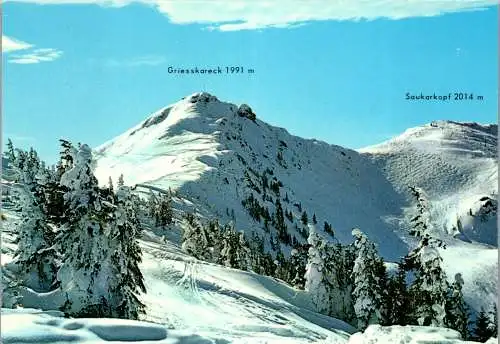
[[359, 120, 498, 245], [95, 92, 407, 259], [94, 92, 497, 313]]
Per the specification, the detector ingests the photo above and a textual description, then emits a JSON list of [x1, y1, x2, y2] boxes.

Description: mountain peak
[[359, 119, 498, 156], [183, 92, 220, 104]]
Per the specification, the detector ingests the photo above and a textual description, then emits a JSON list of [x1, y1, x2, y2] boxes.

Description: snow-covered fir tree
[[410, 245, 449, 327], [385, 262, 410, 325], [147, 193, 158, 219], [8, 145, 58, 291], [273, 199, 288, 243], [9, 146, 41, 186], [108, 177, 114, 193], [289, 243, 309, 289], [117, 173, 124, 187], [489, 303, 498, 339], [351, 228, 386, 330], [56, 144, 117, 317], [405, 186, 449, 327], [301, 211, 308, 225], [473, 307, 495, 342], [147, 192, 174, 228], [273, 249, 289, 281], [5, 139, 16, 170], [235, 231, 252, 271], [56, 139, 76, 178], [219, 224, 238, 268], [247, 231, 275, 276], [109, 185, 147, 319], [37, 167, 65, 225], [156, 193, 174, 227], [304, 227, 332, 315], [102, 176, 115, 202], [304, 225, 352, 319], [445, 273, 468, 339], [181, 215, 214, 262], [218, 223, 250, 270], [13, 186, 58, 290]]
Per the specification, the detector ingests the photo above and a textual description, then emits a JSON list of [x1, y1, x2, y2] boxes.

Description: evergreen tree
[[13, 186, 58, 290], [11, 147, 41, 186], [304, 227, 331, 315], [218, 224, 251, 271], [235, 231, 252, 271], [351, 228, 386, 330], [108, 176, 114, 194], [56, 144, 116, 317], [410, 245, 449, 327], [489, 303, 498, 339], [57, 139, 76, 178], [156, 193, 174, 227], [339, 243, 357, 323], [274, 199, 288, 243], [5, 138, 16, 164], [219, 224, 239, 268], [39, 164, 66, 224], [385, 263, 410, 326], [248, 232, 266, 275], [147, 194, 158, 219], [10, 147, 58, 291], [148, 193, 174, 228], [205, 220, 223, 263], [301, 211, 308, 225], [323, 221, 334, 236], [473, 307, 494, 342], [117, 174, 125, 187], [181, 215, 216, 262], [289, 243, 309, 289], [110, 185, 147, 319], [304, 225, 349, 319], [312, 213, 317, 225], [273, 249, 289, 281], [445, 273, 469, 339], [405, 186, 448, 327]]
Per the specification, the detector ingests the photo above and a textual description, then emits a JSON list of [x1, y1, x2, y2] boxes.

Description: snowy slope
[[1, 206, 354, 343], [359, 120, 497, 244], [95, 92, 408, 261], [0, 210, 493, 344], [359, 120, 498, 313], [94, 94, 497, 314]]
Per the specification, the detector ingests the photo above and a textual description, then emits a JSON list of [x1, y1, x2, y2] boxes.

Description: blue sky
[[2, 1, 498, 163]]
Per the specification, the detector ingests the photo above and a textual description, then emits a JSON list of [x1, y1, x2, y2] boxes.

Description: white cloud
[[9, 48, 63, 64], [3, 0, 498, 30], [2, 35, 33, 52], [104, 55, 167, 67], [3, 35, 63, 64]]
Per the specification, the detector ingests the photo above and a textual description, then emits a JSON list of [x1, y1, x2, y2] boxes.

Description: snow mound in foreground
[[4, 309, 494, 344], [1, 308, 220, 343], [348, 324, 496, 344]]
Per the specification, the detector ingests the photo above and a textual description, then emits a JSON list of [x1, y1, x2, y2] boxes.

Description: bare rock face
[[189, 92, 219, 104], [237, 104, 256, 121]]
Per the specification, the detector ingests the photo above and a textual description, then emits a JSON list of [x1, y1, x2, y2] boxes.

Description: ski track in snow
[[139, 237, 352, 343]]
